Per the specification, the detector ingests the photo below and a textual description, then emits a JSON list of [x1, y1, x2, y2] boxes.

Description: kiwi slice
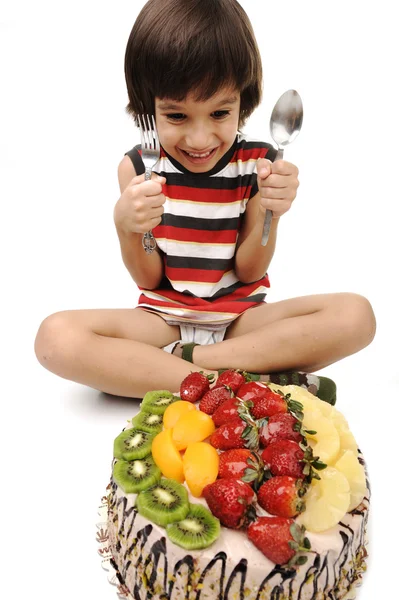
[[141, 390, 178, 415], [113, 456, 161, 493], [131, 411, 163, 434], [166, 504, 220, 550], [136, 479, 189, 527], [114, 428, 155, 460]]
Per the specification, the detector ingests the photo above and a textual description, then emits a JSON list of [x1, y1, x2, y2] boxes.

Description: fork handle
[[142, 168, 157, 254]]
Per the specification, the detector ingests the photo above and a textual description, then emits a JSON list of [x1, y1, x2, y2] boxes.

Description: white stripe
[[141, 270, 239, 298], [156, 239, 236, 259], [141, 282, 268, 306], [163, 197, 248, 218], [166, 271, 240, 297], [138, 301, 236, 322], [214, 158, 259, 179]]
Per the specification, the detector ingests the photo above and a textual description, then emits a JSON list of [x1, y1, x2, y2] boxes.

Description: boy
[[35, 0, 376, 400]]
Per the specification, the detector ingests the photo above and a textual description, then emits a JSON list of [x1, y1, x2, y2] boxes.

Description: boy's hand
[[114, 173, 166, 235], [257, 158, 299, 219]]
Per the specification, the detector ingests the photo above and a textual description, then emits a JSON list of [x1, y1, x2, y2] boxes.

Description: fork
[[138, 114, 161, 254]]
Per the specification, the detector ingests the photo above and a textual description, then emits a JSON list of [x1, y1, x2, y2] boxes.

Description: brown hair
[[124, 0, 262, 128]]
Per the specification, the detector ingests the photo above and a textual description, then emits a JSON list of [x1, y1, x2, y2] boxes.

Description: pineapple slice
[[302, 410, 340, 465], [335, 450, 367, 511], [297, 466, 350, 532], [330, 408, 358, 454], [269, 384, 335, 417]]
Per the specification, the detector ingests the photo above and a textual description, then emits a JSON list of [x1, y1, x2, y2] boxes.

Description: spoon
[[261, 89, 304, 246]]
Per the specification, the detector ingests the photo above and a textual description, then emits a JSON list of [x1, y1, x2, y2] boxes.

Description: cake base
[[98, 482, 369, 600]]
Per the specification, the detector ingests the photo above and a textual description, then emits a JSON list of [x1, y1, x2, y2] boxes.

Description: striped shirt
[[126, 133, 277, 329]]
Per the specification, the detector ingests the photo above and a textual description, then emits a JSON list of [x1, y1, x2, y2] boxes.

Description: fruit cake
[[106, 372, 369, 599]]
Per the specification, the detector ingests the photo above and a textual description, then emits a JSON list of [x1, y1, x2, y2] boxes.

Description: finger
[[257, 158, 272, 180], [271, 160, 298, 176], [146, 193, 166, 208], [132, 180, 166, 199], [148, 215, 163, 229], [259, 187, 287, 200], [149, 205, 165, 219], [258, 174, 288, 189], [259, 197, 292, 214]]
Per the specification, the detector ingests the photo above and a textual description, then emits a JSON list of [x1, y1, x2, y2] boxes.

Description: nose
[[185, 122, 214, 151]]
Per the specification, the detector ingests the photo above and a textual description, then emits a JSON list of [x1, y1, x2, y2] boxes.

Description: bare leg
[[35, 308, 217, 398], [193, 293, 376, 373]]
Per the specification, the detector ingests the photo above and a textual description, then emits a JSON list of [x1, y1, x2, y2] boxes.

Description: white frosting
[[107, 469, 369, 600]]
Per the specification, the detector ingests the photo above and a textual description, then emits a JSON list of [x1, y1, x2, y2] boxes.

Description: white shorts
[[163, 324, 227, 353]]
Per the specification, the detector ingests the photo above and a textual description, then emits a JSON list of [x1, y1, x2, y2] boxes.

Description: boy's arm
[[234, 158, 298, 283], [114, 155, 164, 289], [234, 191, 279, 283]]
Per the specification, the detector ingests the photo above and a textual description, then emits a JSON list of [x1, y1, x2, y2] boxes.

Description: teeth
[[186, 150, 212, 158]]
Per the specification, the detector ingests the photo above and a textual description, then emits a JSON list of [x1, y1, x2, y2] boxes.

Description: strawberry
[[212, 398, 243, 427], [214, 369, 247, 393], [203, 479, 256, 529], [180, 371, 215, 403], [218, 449, 265, 489], [237, 381, 271, 403], [252, 390, 305, 421], [199, 385, 233, 415], [210, 420, 259, 450], [251, 390, 288, 419], [247, 517, 311, 566], [261, 439, 327, 482], [261, 440, 306, 479], [257, 476, 307, 518], [259, 412, 304, 447]]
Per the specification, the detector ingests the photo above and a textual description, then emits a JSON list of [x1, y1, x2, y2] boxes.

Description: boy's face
[[155, 87, 240, 173]]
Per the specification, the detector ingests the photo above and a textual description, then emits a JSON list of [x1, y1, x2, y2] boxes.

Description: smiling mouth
[[181, 148, 217, 162]]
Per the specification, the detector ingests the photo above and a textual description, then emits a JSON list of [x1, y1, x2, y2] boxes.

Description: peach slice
[[183, 442, 219, 497], [163, 400, 197, 429], [151, 428, 185, 483], [172, 410, 216, 451]]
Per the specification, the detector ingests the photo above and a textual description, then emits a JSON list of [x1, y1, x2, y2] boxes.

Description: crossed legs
[[34, 292, 376, 398]]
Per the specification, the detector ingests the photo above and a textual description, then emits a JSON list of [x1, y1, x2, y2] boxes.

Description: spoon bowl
[[261, 89, 304, 245], [270, 90, 303, 154]]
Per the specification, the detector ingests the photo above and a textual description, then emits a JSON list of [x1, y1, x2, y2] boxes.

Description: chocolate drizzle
[[195, 551, 226, 599], [224, 558, 248, 600], [107, 457, 370, 600], [171, 555, 195, 599]]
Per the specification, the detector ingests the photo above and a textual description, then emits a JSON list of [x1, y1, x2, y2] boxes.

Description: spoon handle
[[261, 148, 284, 246]]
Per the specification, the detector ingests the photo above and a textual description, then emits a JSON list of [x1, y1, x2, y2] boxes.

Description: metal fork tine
[[151, 115, 160, 152]]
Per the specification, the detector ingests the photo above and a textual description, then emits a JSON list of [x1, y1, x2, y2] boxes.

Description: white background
[[1, 1, 398, 598]]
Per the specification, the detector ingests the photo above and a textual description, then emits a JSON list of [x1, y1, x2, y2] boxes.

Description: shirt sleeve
[[125, 145, 145, 176]]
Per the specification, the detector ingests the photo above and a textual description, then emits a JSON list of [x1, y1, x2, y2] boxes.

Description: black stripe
[[124, 140, 277, 180], [162, 172, 257, 190], [166, 256, 233, 270], [238, 141, 277, 160], [161, 214, 239, 231], [206, 280, 246, 300], [235, 293, 267, 303], [125, 145, 145, 176]]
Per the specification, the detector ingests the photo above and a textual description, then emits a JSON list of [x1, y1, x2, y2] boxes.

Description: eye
[[212, 110, 230, 119], [166, 113, 186, 121]]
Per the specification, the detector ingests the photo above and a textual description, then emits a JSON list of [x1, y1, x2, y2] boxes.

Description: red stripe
[[153, 225, 237, 244], [138, 295, 266, 316], [163, 185, 249, 203], [165, 267, 227, 284], [138, 275, 270, 313], [233, 146, 270, 163]]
